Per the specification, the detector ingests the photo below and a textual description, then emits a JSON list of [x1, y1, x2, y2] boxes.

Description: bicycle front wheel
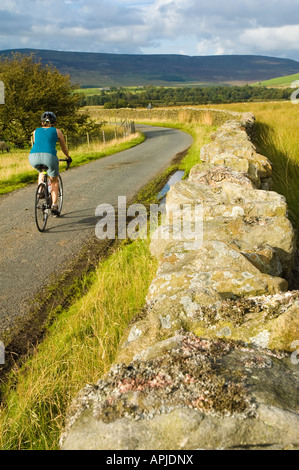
[[35, 183, 49, 232], [57, 174, 63, 215]]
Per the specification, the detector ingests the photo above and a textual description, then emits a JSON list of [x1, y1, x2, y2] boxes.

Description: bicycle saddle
[[36, 164, 49, 172]]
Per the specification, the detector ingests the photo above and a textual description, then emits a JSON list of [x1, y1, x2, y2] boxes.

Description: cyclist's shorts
[[29, 153, 59, 177]]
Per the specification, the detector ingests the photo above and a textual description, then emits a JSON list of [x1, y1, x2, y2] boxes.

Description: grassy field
[[0, 101, 298, 450], [255, 73, 299, 88], [75, 86, 147, 94]]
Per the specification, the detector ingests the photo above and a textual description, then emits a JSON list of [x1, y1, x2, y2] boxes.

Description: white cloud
[[0, 0, 299, 60], [241, 25, 299, 54], [196, 38, 229, 56]]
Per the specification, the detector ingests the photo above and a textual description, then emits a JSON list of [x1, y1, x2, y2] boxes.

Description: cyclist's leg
[[50, 176, 59, 205], [44, 154, 59, 209], [38, 171, 44, 186]]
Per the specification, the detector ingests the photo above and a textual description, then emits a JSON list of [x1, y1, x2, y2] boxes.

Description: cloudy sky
[[0, 0, 299, 60]]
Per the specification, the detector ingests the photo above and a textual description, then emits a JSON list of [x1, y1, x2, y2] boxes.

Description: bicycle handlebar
[[59, 158, 71, 171]]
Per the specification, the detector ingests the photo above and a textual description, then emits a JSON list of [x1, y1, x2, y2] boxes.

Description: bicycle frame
[[34, 159, 70, 232]]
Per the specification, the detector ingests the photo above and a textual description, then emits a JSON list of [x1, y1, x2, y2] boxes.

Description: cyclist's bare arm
[[57, 128, 70, 159]]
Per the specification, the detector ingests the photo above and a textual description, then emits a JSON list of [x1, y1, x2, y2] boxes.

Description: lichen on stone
[[194, 291, 299, 327], [82, 333, 261, 424]]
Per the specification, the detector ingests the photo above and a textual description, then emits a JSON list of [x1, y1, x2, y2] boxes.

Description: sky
[[0, 0, 299, 61]]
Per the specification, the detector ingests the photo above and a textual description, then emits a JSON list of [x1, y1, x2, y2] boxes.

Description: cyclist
[[29, 111, 72, 215]]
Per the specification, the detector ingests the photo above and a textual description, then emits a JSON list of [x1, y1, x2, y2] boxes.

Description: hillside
[[256, 72, 299, 88], [1, 49, 299, 87]]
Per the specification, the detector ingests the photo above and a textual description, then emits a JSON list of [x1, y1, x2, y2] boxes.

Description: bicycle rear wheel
[[57, 174, 63, 215], [35, 183, 49, 232]]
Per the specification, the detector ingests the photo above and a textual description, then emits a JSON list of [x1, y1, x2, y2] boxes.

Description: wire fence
[[65, 120, 136, 149]]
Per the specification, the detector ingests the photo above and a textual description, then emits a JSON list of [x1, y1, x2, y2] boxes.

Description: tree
[[0, 52, 88, 146]]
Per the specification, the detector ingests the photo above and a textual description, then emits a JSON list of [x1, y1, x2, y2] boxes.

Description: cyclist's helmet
[[41, 111, 57, 124]]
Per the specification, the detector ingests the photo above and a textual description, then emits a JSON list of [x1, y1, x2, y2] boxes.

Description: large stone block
[[60, 333, 299, 450], [148, 240, 288, 301], [166, 180, 287, 219]]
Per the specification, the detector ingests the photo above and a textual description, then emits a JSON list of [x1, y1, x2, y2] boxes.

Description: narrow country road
[[0, 124, 192, 339]]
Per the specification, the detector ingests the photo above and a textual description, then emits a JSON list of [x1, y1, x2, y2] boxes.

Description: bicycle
[[34, 158, 70, 232]]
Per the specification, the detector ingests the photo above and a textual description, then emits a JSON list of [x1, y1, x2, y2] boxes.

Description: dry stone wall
[[89, 106, 245, 127], [60, 111, 299, 450]]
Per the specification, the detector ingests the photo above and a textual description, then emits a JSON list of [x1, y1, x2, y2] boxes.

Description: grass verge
[[0, 238, 157, 450]]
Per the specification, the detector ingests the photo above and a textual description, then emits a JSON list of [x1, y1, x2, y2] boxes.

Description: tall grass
[[0, 240, 158, 450], [254, 119, 299, 231], [200, 101, 299, 238]]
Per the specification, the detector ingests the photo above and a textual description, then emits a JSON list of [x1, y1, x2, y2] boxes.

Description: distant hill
[[1, 48, 299, 87]]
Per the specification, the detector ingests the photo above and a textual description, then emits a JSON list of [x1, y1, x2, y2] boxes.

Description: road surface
[[0, 124, 192, 339]]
